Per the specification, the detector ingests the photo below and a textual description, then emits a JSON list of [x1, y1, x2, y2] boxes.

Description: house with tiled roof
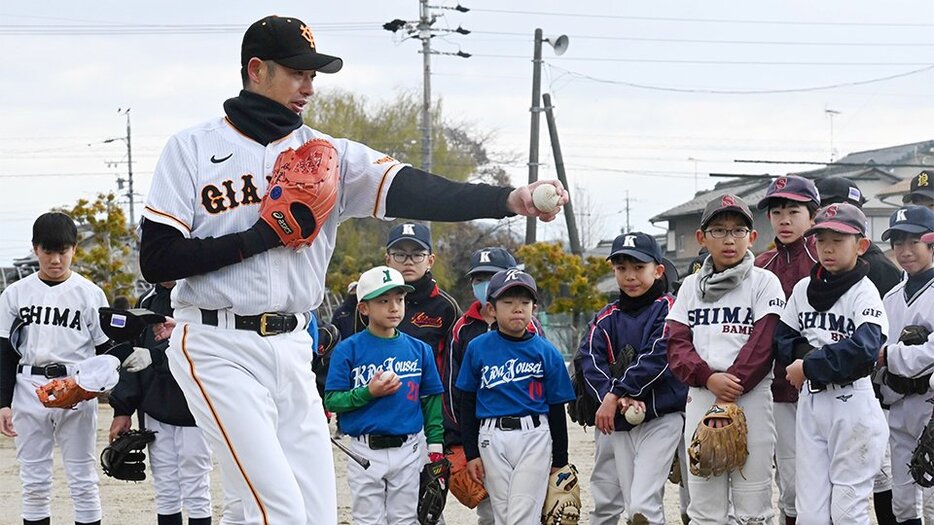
[[650, 140, 934, 275]]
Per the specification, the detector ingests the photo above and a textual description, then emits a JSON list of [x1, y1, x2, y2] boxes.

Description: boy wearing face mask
[[442, 247, 542, 521]]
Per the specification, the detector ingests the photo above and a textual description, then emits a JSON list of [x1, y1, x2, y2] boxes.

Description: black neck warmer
[[617, 279, 666, 314], [806, 259, 870, 312], [223, 90, 303, 146]]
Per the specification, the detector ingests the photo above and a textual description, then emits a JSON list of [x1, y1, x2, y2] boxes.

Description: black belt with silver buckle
[[17, 363, 68, 378], [200, 309, 299, 337], [494, 414, 541, 431], [366, 434, 409, 450]]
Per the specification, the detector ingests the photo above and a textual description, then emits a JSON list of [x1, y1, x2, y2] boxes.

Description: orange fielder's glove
[[36, 378, 96, 409]]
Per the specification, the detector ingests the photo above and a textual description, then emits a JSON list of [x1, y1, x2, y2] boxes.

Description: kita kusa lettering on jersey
[[18, 305, 85, 330], [480, 358, 544, 389], [350, 357, 422, 387]]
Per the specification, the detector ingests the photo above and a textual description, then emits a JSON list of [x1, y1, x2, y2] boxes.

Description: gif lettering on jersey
[[350, 356, 421, 388], [480, 358, 544, 389]]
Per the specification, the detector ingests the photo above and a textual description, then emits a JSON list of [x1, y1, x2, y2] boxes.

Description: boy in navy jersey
[[325, 265, 444, 525], [456, 269, 575, 524], [580, 232, 687, 524]]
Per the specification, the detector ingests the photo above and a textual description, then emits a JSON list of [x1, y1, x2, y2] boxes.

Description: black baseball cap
[[700, 194, 754, 229], [881, 205, 934, 240], [904, 170, 934, 203], [486, 269, 539, 303], [815, 176, 866, 207], [805, 203, 867, 237], [466, 247, 517, 277], [607, 232, 663, 263], [242, 16, 343, 74], [387, 222, 432, 251], [757, 175, 820, 210]]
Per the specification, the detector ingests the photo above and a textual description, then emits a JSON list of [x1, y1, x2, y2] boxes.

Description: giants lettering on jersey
[[480, 358, 543, 389], [18, 305, 83, 330], [687, 306, 757, 335], [350, 356, 422, 387], [200, 174, 262, 214], [796, 311, 857, 341]]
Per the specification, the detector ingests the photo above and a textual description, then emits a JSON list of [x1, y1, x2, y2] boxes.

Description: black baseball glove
[[101, 429, 156, 481], [911, 417, 934, 487], [899, 325, 932, 346], [417, 457, 451, 525]]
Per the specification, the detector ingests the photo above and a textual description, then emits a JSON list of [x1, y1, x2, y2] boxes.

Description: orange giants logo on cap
[[721, 195, 736, 207], [774, 177, 787, 190], [300, 25, 316, 48], [824, 204, 838, 218]]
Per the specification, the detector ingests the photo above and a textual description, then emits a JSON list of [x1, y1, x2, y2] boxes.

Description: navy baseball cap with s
[[386, 222, 432, 251], [757, 175, 820, 210], [607, 232, 662, 263], [486, 269, 539, 303], [805, 203, 868, 237], [242, 16, 343, 74], [701, 194, 754, 229], [881, 205, 934, 240]]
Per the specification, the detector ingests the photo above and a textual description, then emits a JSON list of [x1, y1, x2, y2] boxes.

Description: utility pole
[[383, 3, 470, 172], [625, 191, 631, 233], [104, 108, 135, 226], [825, 108, 841, 162], [525, 29, 568, 245], [542, 93, 581, 256]]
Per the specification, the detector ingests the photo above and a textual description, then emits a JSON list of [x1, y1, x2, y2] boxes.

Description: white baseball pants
[[589, 430, 626, 525], [889, 393, 934, 520], [773, 401, 797, 519], [146, 415, 213, 519], [347, 432, 423, 525]]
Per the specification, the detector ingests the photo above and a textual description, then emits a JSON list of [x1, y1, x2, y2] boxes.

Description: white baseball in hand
[[532, 183, 560, 213], [382, 370, 398, 382], [624, 405, 645, 425]]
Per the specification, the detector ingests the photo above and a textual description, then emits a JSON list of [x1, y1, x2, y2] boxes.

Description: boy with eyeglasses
[[667, 194, 785, 524], [348, 223, 461, 367], [754, 175, 820, 525]]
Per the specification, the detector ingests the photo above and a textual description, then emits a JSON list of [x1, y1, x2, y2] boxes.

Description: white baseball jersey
[[142, 119, 408, 315], [780, 276, 889, 352], [883, 275, 934, 378], [0, 272, 109, 364], [667, 267, 785, 371]]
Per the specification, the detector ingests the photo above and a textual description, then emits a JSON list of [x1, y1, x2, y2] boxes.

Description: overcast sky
[[2, 1, 933, 265]]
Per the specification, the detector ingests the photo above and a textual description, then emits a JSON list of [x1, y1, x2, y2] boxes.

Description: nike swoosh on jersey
[[210, 153, 233, 164]]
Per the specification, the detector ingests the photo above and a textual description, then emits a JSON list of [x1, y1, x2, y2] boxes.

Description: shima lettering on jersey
[[142, 119, 408, 315], [456, 331, 574, 419], [325, 330, 443, 436], [0, 273, 109, 364], [780, 276, 888, 351], [667, 267, 785, 372]]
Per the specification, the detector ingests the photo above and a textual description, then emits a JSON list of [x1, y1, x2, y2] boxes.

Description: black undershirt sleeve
[[139, 219, 280, 283], [459, 390, 481, 461], [548, 403, 569, 468], [1, 338, 20, 408], [385, 167, 516, 221]]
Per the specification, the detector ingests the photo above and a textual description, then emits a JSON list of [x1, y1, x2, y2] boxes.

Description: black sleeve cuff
[[385, 166, 515, 221], [459, 390, 481, 460], [0, 338, 20, 408], [140, 219, 263, 283], [548, 403, 569, 468]]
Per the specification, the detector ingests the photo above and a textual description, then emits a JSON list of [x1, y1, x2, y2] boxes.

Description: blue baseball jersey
[[456, 331, 575, 419], [325, 330, 444, 436]]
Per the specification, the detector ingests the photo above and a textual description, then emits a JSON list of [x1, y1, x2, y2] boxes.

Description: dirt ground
[[0, 404, 879, 524]]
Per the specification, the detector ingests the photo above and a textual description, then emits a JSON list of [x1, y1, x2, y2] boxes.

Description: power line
[[473, 54, 934, 67], [469, 8, 934, 28], [546, 63, 934, 94]]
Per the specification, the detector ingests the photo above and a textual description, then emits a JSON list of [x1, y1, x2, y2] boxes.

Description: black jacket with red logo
[[346, 271, 461, 365]]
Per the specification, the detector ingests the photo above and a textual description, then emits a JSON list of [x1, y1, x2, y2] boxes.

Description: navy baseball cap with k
[[701, 194, 754, 229], [466, 247, 517, 277], [881, 205, 934, 240], [387, 222, 432, 251], [607, 232, 662, 264], [486, 268, 539, 303], [805, 203, 867, 237], [242, 16, 343, 74], [757, 175, 820, 210]]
